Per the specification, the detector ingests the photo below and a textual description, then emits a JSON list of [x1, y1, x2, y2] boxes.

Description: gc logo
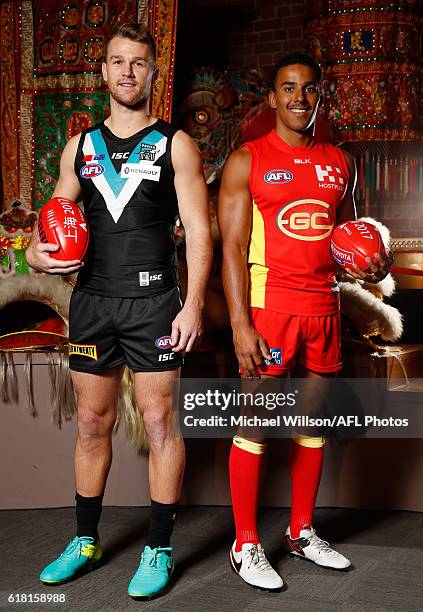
[[276, 199, 333, 241]]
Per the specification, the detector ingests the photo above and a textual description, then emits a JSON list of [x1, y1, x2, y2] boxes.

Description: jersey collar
[[268, 129, 318, 154]]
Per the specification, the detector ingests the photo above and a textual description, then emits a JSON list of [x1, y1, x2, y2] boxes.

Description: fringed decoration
[[47, 352, 76, 428], [0, 351, 9, 403], [23, 351, 36, 416], [6, 352, 18, 403], [115, 366, 148, 452]]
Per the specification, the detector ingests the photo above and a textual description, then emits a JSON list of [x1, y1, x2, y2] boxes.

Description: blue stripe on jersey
[[90, 129, 124, 198], [89, 129, 166, 198]]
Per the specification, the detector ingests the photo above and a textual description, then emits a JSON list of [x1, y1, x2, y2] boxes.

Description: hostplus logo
[[315, 165, 345, 191]]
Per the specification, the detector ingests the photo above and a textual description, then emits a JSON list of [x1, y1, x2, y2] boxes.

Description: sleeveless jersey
[[74, 119, 179, 297], [246, 130, 349, 316]]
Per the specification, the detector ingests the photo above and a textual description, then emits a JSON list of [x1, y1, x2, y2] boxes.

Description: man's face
[[102, 37, 155, 108], [269, 64, 320, 133]]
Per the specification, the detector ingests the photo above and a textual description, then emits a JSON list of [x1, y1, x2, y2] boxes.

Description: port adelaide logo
[[264, 169, 293, 185]]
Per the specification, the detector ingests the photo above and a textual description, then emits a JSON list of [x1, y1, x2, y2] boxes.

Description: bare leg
[[72, 365, 124, 496], [134, 369, 184, 503]]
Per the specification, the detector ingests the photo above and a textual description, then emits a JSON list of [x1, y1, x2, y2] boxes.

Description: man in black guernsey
[[26, 24, 212, 599]]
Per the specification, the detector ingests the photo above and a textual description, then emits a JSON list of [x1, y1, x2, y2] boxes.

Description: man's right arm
[[217, 147, 271, 378], [26, 134, 84, 275]]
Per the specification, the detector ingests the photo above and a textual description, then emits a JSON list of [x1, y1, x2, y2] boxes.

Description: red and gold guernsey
[[245, 129, 349, 316]]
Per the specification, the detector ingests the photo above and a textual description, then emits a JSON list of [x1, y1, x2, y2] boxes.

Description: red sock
[[229, 437, 265, 551], [289, 437, 324, 539]]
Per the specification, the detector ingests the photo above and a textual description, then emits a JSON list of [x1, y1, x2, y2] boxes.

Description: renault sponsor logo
[[264, 169, 293, 184], [121, 164, 161, 181], [276, 199, 333, 241]]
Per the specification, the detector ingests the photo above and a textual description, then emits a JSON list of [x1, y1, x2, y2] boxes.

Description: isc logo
[[277, 199, 333, 241], [264, 169, 293, 184], [155, 336, 172, 349], [158, 353, 175, 362], [80, 164, 104, 179]]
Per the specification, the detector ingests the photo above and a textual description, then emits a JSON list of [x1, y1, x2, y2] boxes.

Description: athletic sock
[[229, 435, 266, 552], [75, 491, 104, 543], [145, 500, 179, 549], [289, 435, 325, 539]]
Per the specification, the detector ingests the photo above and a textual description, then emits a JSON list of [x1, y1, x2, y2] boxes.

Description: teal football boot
[[128, 546, 174, 598], [40, 536, 102, 584]]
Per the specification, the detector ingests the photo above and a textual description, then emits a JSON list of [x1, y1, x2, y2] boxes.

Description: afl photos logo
[[276, 199, 333, 241]]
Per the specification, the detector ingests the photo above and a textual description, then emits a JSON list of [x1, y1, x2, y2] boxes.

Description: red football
[[331, 220, 386, 273], [38, 197, 89, 261]]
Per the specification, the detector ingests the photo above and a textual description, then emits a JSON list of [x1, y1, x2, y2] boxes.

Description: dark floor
[[1, 506, 423, 612]]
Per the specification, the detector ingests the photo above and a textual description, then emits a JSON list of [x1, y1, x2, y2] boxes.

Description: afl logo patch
[[264, 169, 293, 184], [155, 335, 172, 350], [80, 164, 105, 179], [276, 199, 333, 241]]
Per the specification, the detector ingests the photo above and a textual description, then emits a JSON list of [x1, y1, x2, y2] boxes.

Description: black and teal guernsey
[[74, 119, 180, 297]]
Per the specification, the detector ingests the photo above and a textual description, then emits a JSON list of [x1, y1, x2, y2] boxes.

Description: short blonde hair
[[106, 23, 156, 62]]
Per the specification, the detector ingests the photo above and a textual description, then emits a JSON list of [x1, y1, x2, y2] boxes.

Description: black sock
[[145, 500, 179, 549], [75, 492, 104, 543]]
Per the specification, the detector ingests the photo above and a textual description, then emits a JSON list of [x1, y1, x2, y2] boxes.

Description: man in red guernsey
[[217, 53, 391, 590]]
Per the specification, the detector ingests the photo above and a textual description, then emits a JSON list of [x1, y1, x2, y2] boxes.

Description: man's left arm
[[336, 149, 392, 283], [171, 130, 213, 353]]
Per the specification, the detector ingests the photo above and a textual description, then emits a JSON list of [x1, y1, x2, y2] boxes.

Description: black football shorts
[[68, 287, 183, 373]]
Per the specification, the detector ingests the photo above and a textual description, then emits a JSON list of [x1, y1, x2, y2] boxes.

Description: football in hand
[[331, 220, 386, 274], [38, 197, 89, 261]]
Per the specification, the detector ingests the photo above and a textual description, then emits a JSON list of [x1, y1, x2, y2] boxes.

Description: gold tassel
[[115, 366, 148, 452], [24, 351, 36, 417], [6, 352, 18, 403], [54, 352, 76, 427], [0, 352, 9, 403], [61, 352, 76, 422]]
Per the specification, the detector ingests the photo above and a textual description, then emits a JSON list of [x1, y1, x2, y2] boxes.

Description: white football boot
[[230, 541, 284, 590], [285, 525, 351, 569]]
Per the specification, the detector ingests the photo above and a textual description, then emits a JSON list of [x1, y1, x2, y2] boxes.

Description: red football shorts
[[248, 307, 342, 375]]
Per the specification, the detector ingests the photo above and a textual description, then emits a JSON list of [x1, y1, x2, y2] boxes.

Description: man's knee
[[77, 407, 114, 445], [142, 399, 174, 448]]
